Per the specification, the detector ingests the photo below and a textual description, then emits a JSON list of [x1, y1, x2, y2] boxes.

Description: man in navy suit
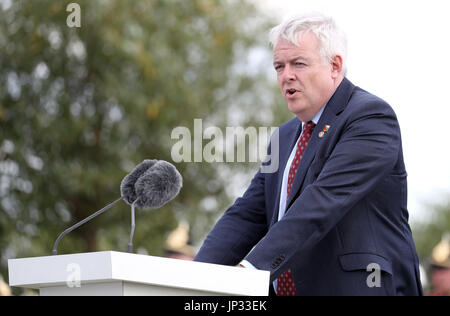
[[194, 13, 423, 296]]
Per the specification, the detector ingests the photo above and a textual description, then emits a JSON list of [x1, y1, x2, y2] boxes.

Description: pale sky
[[253, 0, 450, 223]]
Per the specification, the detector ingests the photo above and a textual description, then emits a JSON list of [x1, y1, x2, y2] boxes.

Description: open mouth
[[285, 88, 299, 97]]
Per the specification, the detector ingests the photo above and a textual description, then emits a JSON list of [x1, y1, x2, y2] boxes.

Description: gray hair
[[269, 12, 348, 76]]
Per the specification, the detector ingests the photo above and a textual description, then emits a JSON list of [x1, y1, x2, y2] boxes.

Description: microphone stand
[[128, 201, 136, 253], [52, 197, 124, 255]]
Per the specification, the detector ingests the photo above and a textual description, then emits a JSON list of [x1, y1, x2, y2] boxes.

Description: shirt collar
[[301, 104, 326, 129]]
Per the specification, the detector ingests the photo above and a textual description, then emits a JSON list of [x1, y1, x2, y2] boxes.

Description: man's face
[[273, 32, 338, 122]]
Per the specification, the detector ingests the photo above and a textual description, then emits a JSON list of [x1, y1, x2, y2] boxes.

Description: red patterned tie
[[277, 121, 316, 296]]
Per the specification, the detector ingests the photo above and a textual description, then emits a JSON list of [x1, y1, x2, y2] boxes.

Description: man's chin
[[287, 103, 304, 115], [287, 104, 311, 122]]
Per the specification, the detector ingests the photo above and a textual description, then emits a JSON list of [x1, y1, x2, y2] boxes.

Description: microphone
[[120, 159, 158, 206], [52, 160, 183, 255], [121, 160, 183, 252], [122, 160, 183, 209]]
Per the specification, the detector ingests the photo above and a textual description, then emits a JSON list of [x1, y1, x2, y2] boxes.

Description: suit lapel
[[285, 78, 356, 210], [269, 118, 302, 227]]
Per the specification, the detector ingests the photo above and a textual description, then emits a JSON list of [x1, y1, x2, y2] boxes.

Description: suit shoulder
[[348, 87, 397, 118]]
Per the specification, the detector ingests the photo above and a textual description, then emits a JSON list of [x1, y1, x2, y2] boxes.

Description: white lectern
[[8, 251, 270, 296]]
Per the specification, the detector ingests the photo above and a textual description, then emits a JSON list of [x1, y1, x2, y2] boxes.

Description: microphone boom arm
[[52, 197, 124, 255]]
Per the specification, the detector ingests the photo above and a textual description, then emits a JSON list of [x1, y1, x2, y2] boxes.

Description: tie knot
[[304, 121, 315, 133]]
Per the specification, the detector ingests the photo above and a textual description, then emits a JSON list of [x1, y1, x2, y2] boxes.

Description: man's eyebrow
[[290, 56, 308, 63], [273, 56, 308, 66]]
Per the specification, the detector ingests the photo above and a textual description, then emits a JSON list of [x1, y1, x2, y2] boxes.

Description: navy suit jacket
[[195, 78, 423, 296]]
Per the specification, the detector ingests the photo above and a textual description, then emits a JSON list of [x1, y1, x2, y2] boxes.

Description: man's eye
[[275, 65, 284, 71], [295, 62, 306, 66]]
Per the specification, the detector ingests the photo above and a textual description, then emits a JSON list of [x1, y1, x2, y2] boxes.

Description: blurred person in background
[[164, 221, 194, 261], [428, 234, 450, 296], [0, 275, 12, 296]]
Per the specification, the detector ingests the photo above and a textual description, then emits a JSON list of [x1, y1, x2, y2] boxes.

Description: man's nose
[[281, 65, 296, 82]]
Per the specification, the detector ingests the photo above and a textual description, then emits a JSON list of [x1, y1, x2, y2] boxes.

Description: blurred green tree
[[0, 0, 288, 281]]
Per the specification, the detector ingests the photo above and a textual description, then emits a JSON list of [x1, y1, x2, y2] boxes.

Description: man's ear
[[330, 55, 343, 78]]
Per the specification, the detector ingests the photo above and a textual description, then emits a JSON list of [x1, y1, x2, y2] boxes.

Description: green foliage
[[0, 0, 286, 280]]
